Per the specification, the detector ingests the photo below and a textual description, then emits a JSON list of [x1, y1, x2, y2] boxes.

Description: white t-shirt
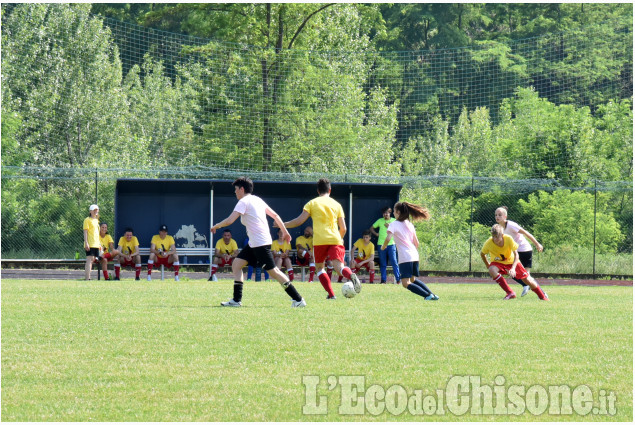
[[233, 194, 272, 248], [504, 220, 532, 252], [387, 220, 419, 264]]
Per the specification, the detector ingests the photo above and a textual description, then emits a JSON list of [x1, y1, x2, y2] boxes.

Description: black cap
[[159, 224, 168, 231]]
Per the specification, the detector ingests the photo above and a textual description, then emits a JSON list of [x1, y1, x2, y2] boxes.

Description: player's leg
[[409, 262, 438, 300], [170, 253, 180, 281], [283, 257, 294, 281], [378, 248, 388, 283], [100, 255, 110, 280], [147, 253, 156, 280], [85, 249, 95, 280], [314, 246, 335, 298], [332, 247, 360, 293], [519, 270, 548, 300], [367, 261, 376, 283], [133, 255, 142, 280], [210, 256, 221, 281], [517, 251, 532, 296], [387, 245, 401, 283], [489, 264, 515, 299], [113, 254, 122, 280], [258, 247, 304, 307]]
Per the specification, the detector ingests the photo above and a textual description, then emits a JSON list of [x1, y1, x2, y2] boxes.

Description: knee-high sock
[[233, 281, 243, 303], [114, 264, 121, 278], [318, 271, 334, 297], [287, 268, 294, 282], [494, 274, 513, 295], [341, 267, 353, 280], [102, 268, 109, 279], [147, 260, 154, 275], [513, 276, 528, 287], [309, 264, 316, 282], [406, 282, 428, 298], [173, 262, 180, 276], [211, 264, 218, 277], [135, 264, 141, 278], [412, 279, 432, 296], [369, 269, 375, 283], [532, 284, 547, 300], [281, 281, 303, 302]]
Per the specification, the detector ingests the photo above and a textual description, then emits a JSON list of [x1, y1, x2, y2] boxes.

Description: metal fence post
[[469, 176, 474, 273], [593, 179, 597, 278]]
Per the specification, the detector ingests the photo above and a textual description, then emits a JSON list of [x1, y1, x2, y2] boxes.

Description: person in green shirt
[[371, 206, 401, 283]]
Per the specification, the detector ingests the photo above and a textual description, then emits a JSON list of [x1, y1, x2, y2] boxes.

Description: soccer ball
[[341, 281, 356, 298]]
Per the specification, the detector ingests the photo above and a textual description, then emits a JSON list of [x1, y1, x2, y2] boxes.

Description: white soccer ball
[[341, 281, 356, 298]]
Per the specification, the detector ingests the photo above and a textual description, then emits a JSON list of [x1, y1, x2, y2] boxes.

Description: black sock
[[413, 279, 432, 296], [284, 283, 303, 302], [406, 283, 428, 298], [513, 277, 528, 287], [233, 281, 243, 303]]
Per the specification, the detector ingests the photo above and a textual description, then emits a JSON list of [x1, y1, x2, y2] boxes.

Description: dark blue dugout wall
[[115, 179, 401, 263]]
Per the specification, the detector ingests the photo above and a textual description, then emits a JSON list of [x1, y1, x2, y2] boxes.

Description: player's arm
[[211, 211, 241, 234], [412, 232, 420, 249], [150, 242, 158, 256], [83, 229, 90, 251], [283, 210, 310, 229], [338, 216, 347, 238], [509, 250, 519, 278], [131, 243, 139, 258], [518, 228, 543, 252], [381, 232, 393, 250], [351, 245, 358, 261], [370, 223, 379, 237], [480, 251, 490, 269], [266, 207, 292, 243], [108, 242, 119, 256], [167, 243, 176, 256]]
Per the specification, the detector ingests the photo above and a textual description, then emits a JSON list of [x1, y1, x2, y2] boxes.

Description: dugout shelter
[[115, 178, 402, 265]]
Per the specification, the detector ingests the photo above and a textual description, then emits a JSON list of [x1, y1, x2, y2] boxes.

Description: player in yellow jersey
[[147, 224, 180, 281], [295, 226, 315, 282], [282, 178, 361, 299], [83, 204, 100, 280], [115, 227, 142, 280], [481, 224, 548, 300], [209, 229, 239, 281], [98, 223, 120, 281], [350, 230, 376, 283], [272, 228, 294, 281]]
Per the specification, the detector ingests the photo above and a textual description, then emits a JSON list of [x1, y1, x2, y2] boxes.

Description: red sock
[[211, 265, 218, 277], [337, 275, 343, 283], [341, 267, 353, 280], [135, 265, 141, 278], [174, 264, 180, 276], [147, 262, 153, 275], [103, 270, 109, 280], [370, 270, 375, 283], [288, 268, 294, 281], [318, 272, 334, 297], [309, 266, 315, 282], [115, 265, 121, 278], [494, 274, 513, 295], [532, 285, 547, 300]]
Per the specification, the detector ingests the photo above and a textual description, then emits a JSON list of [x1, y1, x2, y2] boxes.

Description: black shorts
[[398, 261, 420, 280], [237, 244, 276, 271], [85, 247, 100, 257], [518, 250, 533, 269]]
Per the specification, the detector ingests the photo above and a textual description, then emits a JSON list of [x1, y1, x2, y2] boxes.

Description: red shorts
[[296, 252, 311, 266], [491, 262, 529, 280], [154, 256, 174, 269], [216, 257, 234, 267], [313, 245, 345, 264], [120, 259, 137, 268], [102, 252, 114, 261], [353, 258, 372, 271]]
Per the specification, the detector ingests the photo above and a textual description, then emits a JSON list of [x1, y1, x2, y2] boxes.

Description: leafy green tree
[[519, 190, 624, 254], [2, 3, 129, 168]]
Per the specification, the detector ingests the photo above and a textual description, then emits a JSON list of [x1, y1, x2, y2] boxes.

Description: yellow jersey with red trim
[[481, 235, 519, 265], [303, 196, 344, 246], [353, 238, 375, 261]]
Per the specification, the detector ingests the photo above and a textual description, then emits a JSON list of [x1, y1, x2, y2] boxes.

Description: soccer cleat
[[503, 293, 517, 300], [326, 295, 336, 300], [221, 299, 242, 307], [113, 277, 120, 281], [291, 298, 307, 308], [147, 275, 152, 281], [350, 273, 362, 293], [380, 280, 387, 284], [212, 275, 218, 282], [521, 285, 530, 297], [208, 276, 214, 281], [425, 294, 435, 300], [432, 294, 439, 300], [135, 277, 140, 281], [175, 275, 180, 282]]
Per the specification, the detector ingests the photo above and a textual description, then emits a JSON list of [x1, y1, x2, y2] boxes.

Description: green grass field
[[2, 279, 632, 421]]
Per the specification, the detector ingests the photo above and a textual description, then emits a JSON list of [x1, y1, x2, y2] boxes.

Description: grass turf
[[1, 279, 632, 421]]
